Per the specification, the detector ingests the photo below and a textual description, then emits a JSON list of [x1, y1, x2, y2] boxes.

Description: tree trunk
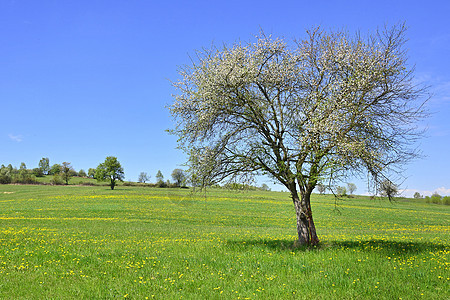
[[304, 192, 319, 245], [292, 191, 319, 246]]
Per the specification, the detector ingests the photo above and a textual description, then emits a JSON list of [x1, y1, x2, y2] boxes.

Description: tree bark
[[292, 190, 319, 246], [304, 191, 319, 245]]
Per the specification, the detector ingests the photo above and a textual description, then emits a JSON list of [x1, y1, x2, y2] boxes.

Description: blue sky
[[1, 1, 449, 196]]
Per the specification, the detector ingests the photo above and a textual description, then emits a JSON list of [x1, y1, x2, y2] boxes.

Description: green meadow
[[0, 185, 448, 299]]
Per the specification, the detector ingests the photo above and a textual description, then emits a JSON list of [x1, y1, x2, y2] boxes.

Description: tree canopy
[[347, 183, 357, 195], [169, 24, 428, 245], [95, 156, 124, 190], [138, 172, 150, 183], [156, 170, 164, 184], [39, 157, 50, 175], [61, 162, 74, 185], [171, 169, 186, 187]]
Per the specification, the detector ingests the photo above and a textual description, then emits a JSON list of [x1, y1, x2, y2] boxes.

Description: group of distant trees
[[220, 182, 271, 191], [4, 159, 447, 204], [414, 192, 450, 205], [137, 169, 272, 191], [316, 180, 402, 200], [0, 158, 85, 185], [316, 182, 358, 197], [147, 169, 187, 188], [0, 157, 123, 189], [0, 156, 193, 191], [0, 158, 401, 198], [4, 158, 447, 204], [0, 162, 36, 184], [0, 155, 194, 191]]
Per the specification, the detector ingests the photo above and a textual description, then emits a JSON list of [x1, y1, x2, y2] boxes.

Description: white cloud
[[399, 187, 450, 198], [434, 187, 450, 196], [8, 134, 23, 142]]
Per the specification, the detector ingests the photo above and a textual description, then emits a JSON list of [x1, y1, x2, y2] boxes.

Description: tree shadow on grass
[[225, 239, 447, 256]]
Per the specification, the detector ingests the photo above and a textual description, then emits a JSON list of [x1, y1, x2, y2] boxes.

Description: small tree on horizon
[[336, 186, 347, 197], [88, 168, 96, 179], [171, 169, 186, 187], [260, 183, 271, 191], [39, 157, 50, 175], [18, 162, 31, 183], [347, 183, 357, 196], [138, 172, 150, 183], [156, 170, 164, 185], [95, 156, 124, 190], [316, 183, 326, 195], [61, 162, 74, 185]]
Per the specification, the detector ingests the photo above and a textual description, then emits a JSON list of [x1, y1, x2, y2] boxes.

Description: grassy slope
[[0, 185, 448, 299], [34, 175, 99, 185]]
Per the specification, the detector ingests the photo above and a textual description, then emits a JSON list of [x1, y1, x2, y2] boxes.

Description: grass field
[[34, 175, 100, 185], [0, 185, 448, 299]]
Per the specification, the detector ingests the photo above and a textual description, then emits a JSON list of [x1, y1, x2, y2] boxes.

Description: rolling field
[[0, 185, 448, 299]]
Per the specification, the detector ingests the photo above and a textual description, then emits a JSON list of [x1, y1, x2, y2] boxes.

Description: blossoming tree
[[169, 25, 427, 245]]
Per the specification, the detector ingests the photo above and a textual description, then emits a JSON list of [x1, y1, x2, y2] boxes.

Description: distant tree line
[[0, 158, 88, 185], [130, 169, 188, 188], [6, 157, 447, 203], [316, 180, 404, 201], [0, 157, 116, 186], [316, 182, 358, 197], [0, 157, 327, 194], [414, 192, 450, 205], [132, 169, 272, 191], [0, 162, 36, 184]]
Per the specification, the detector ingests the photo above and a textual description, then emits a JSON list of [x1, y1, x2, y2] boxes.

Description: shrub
[[443, 196, 450, 205], [12, 172, 36, 184], [157, 181, 167, 188], [224, 182, 257, 191], [49, 164, 61, 175], [0, 167, 12, 184], [431, 192, 441, 204], [50, 175, 64, 185], [0, 174, 11, 184], [168, 182, 179, 188], [32, 168, 44, 177]]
